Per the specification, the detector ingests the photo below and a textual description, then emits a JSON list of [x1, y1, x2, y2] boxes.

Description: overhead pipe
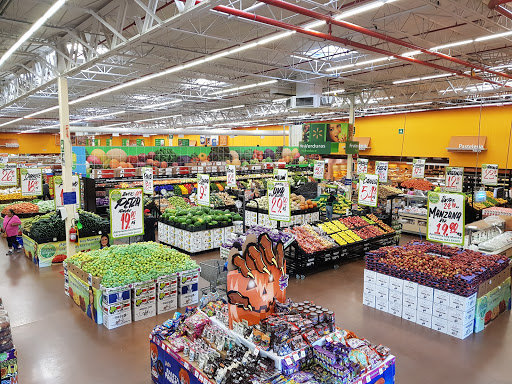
[[214, 5, 508, 88], [488, 0, 512, 8], [487, 0, 512, 20], [257, 0, 512, 82], [70, 126, 288, 136]]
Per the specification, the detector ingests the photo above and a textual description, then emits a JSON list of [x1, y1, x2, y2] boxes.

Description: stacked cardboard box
[[158, 222, 235, 253], [178, 268, 200, 307], [156, 274, 178, 315], [102, 285, 132, 330], [130, 280, 157, 322]]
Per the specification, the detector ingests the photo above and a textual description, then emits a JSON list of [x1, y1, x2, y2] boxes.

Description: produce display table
[[245, 206, 320, 228]]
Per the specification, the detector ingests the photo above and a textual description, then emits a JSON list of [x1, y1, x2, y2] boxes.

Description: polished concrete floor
[[1, 235, 512, 383]]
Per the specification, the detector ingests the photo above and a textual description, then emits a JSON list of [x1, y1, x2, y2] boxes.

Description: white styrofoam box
[[102, 300, 131, 330], [416, 312, 432, 328], [447, 321, 473, 340], [375, 273, 390, 288], [364, 269, 377, 284], [178, 268, 200, 286], [375, 297, 389, 313], [418, 285, 434, 301], [389, 290, 402, 304], [402, 307, 417, 322], [402, 294, 418, 310], [178, 291, 199, 307], [432, 317, 448, 334], [363, 282, 376, 297], [448, 306, 475, 326], [169, 226, 176, 235], [363, 293, 376, 308], [433, 289, 450, 305], [432, 303, 449, 321], [449, 292, 477, 312], [417, 298, 433, 315], [389, 276, 403, 292], [403, 280, 418, 297], [388, 301, 402, 317], [132, 296, 156, 321], [375, 286, 389, 300]]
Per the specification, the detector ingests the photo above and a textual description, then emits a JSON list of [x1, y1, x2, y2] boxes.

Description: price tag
[[292, 352, 300, 361], [273, 168, 288, 181], [194, 371, 199, 379], [110, 188, 144, 239], [197, 174, 210, 207], [375, 161, 388, 183], [226, 165, 236, 187], [481, 164, 498, 186], [366, 375, 372, 383], [412, 158, 426, 179], [0, 163, 17, 186], [54, 175, 81, 209], [253, 346, 261, 356], [426, 191, 465, 245], [267, 181, 290, 222], [445, 167, 463, 192], [143, 167, 153, 194], [285, 357, 293, 366], [357, 158, 368, 175], [379, 368, 384, 375], [300, 350, 306, 358], [358, 174, 379, 207], [21, 168, 42, 196], [313, 160, 324, 180], [326, 336, 333, 343]]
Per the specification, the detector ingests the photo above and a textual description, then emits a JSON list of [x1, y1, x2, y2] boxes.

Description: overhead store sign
[[427, 192, 465, 246], [345, 140, 359, 155], [357, 158, 368, 175], [226, 165, 236, 187], [445, 167, 464, 192], [110, 188, 144, 239], [143, 167, 153, 194], [268, 181, 291, 222], [313, 161, 324, 179], [358, 174, 379, 207], [353, 137, 371, 151], [412, 159, 426, 179], [21, 168, 42, 196], [446, 136, 486, 152], [481, 164, 498, 186], [375, 161, 388, 183], [299, 141, 338, 154], [0, 163, 17, 186], [197, 174, 210, 207]]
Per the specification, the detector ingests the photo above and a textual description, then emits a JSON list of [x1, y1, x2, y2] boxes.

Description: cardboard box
[[389, 290, 402, 304], [447, 307, 475, 326], [402, 307, 417, 322], [178, 291, 199, 307], [132, 296, 157, 321], [474, 277, 511, 333], [375, 286, 389, 300], [363, 282, 376, 297], [375, 273, 390, 288], [417, 298, 433, 315], [402, 294, 417, 310], [477, 265, 511, 297], [389, 276, 403, 292], [416, 312, 432, 328], [447, 321, 473, 340], [178, 268, 200, 286], [179, 282, 199, 295], [102, 300, 132, 330], [433, 289, 450, 305], [364, 269, 377, 284], [432, 303, 449, 321], [403, 281, 418, 297], [417, 284, 434, 301], [431, 317, 448, 334], [157, 290, 178, 314], [363, 293, 376, 308], [131, 280, 156, 300], [103, 285, 131, 305], [388, 301, 402, 317], [375, 297, 388, 313]]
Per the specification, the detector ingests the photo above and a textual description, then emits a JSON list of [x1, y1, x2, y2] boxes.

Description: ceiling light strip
[[211, 80, 278, 95]]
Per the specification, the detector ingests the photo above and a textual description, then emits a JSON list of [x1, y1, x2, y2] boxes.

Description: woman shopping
[[2, 209, 22, 255]]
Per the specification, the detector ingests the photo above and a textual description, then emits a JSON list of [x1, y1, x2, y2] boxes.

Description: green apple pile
[[67, 242, 198, 288]]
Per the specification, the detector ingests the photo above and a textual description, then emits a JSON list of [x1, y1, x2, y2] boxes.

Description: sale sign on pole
[[412, 159, 426, 179], [268, 181, 291, 222], [358, 174, 379, 207], [21, 168, 42, 196], [110, 188, 144, 239], [375, 161, 388, 183], [445, 167, 464, 192], [427, 192, 465, 246], [226, 165, 236, 187], [197, 174, 210, 207], [54, 175, 81, 208], [143, 167, 153, 194], [0, 163, 17, 186], [481, 164, 498, 186], [273, 169, 288, 181], [357, 158, 368, 175], [313, 161, 324, 180]]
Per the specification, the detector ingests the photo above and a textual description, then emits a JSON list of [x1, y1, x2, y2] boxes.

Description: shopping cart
[[199, 259, 228, 296]]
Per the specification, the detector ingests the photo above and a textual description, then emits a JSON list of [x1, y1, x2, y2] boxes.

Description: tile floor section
[[1, 234, 511, 383]]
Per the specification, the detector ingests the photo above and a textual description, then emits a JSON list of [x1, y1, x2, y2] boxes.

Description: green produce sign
[[178, 139, 189, 147], [299, 141, 338, 154], [345, 141, 359, 155]]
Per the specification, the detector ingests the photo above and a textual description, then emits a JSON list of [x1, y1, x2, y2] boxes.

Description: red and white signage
[[313, 161, 324, 180], [197, 174, 210, 207], [358, 174, 379, 207], [481, 164, 498, 186], [268, 181, 290, 222], [427, 192, 465, 246], [0, 163, 17, 186], [21, 168, 42, 196], [143, 167, 153, 194], [226, 165, 236, 187]]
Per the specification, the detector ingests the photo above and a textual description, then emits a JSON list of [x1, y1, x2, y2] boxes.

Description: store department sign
[[427, 192, 465, 246], [358, 174, 379, 207], [298, 141, 338, 154], [446, 136, 486, 152], [0, 163, 17, 186], [375, 161, 388, 183], [412, 159, 426, 179], [357, 158, 368, 175], [268, 181, 291, 222], [345, 140, 359, 155], [445, 167, 464, 192], [197, 174, 210, 207], [481, 164, 498, 186], [21, 168, 42, 196], [110, 188, 144, 239]]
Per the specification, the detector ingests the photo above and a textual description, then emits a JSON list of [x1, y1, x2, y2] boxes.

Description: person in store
[[1, 209, 22, 255], [100, 234, 110, 249], [42, 180, 51, 200], [143, 209, 158, 242], [407, 187, 415, 196], [326, 191, 337, 220]]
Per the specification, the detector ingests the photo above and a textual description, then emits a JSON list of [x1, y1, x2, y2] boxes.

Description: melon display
[[106, 148, 128, 162]]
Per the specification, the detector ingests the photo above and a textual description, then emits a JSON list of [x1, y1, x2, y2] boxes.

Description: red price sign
[[226, 165, 236, 187], [358, 174, 379, 207], [412, 159, 425, 179], [110, 188, 143, 239], [268, 181, 290, 221], [197, 174, 210, 207], [482, 164, 498, 185], [375, 161, 388, 183], [0, 163, 17, 186], [21, 168, 42, 196], [313, 161, 324, 180], [357, 159, 368, 175], [143, 167, 153, 194], [427, 192, 465, 245]]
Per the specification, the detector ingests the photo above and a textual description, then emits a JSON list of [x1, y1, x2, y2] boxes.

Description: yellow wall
[[0, 133, 60, 154]]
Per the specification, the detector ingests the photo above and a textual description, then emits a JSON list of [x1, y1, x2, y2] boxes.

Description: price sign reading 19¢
[[427, 192, 465, 246], [357, 158, 368, 175], [0, 163, 17, 186], [197, 174, 210, 207], [481, 164, 498, 186], [375, 161, 388, 183], [268, 181, 290, 222], [110, 188, 144, 239], [143, 167, 153, 194], [226, 165, 236, 187], [21, 168, 42, 196], [358, 174, 379, 207], [313, 161, 324, 180], [445, 167, 464, 192]]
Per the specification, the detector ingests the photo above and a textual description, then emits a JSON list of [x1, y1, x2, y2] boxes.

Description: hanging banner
[[54, 175, 81, 208], [197, 174, 210, 207], [226, 165, 236, 187], [21, 168, 42, 196], [273, 168, 288, 181], [357, 158, 368, 175], [427, 192, 465, 246], [481, 164, 498, 186], [313, 160, 324, 180], [143, 167, 153, 195], [0, 163, 17, 186], [358, 174, 379, 207], [268, 181, 291, 222], [412, 159, 426, 179], [445, 167, 464, 192], [345, 140, 359, 155], [375, 161, 388, 183], [110, 188, 144, 239]]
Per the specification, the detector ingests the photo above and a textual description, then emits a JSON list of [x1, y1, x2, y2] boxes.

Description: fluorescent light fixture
[[401, 50, 422, 57], [210, 105, 245, 112], [326, 64, 356, 72], [24, 105, 59, 118], [272, 98, 289, 103], [393, 77, 421, 84], [0, 0, 67, 69], [356, 56, 393, 66], [245, 2, 264, 12], [304, 20, 326, 30], [335, 0, 397, 20], [211, 80, 277, 95], [213, 119, 267, 126], [290, 55, 309, 61], [393, 73, 453, 84], [322, 89, 345, 95], [140, 100, 182, 109], [135, 114, 182, 123], [83, 111, 126, 120], [430, 40, 473, 51], [0, 118, 23, 127], [101, 122, 132, 128], [475, 31, 512, 42]]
